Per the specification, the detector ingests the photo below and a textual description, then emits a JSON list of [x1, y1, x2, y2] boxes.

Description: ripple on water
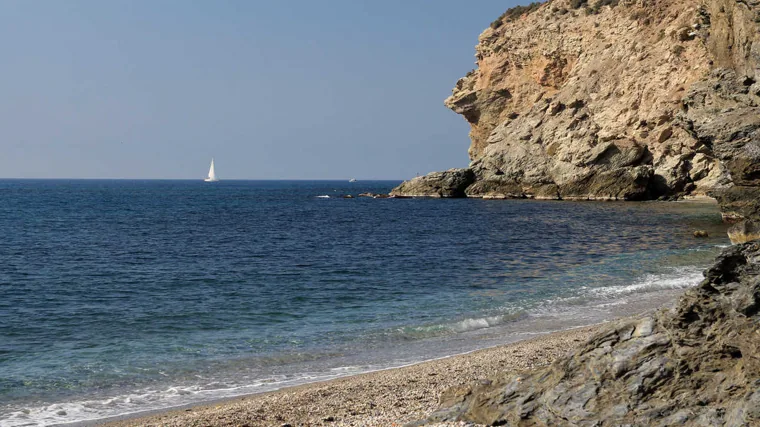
[[0, 180, 729, 425]]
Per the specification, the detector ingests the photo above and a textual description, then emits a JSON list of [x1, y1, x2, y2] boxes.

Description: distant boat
[[348, 178, 357, 182], [204, 158, 219, 182]]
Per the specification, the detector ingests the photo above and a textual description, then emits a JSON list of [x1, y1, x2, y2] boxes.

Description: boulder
[[558, 166, 653, 201], [728, 220, 760, 244]]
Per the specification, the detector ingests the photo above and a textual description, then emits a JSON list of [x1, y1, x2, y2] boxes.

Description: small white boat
[[348, 178, 357, 182], [204, 158, 219, 182]]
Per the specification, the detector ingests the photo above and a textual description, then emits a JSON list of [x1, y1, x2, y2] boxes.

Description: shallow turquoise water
[[0, 180, 728, 425]]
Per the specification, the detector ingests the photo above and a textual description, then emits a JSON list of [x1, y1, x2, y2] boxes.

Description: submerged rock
[[358, 192, 390, 198], [418, 242, 760, 426]]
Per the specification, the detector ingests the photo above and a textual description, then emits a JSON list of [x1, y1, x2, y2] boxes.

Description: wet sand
[[103, 325, 599, 427]]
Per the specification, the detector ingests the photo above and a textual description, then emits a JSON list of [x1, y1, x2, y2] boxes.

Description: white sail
[[204, 158, 219, 182]]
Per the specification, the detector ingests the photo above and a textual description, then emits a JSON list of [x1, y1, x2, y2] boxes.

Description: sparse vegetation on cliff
[[490, 2, 543, 29], [569, 0, 588, 9], [571, 0, 619, 14]]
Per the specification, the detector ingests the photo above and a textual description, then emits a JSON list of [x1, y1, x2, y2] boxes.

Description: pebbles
[[106, 326, 596, 427]]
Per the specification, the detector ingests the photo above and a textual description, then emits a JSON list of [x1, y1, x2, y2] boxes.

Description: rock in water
[[418, 242, 760, 426], [390, 168, 474, 198], [694, 230, 709, 238]]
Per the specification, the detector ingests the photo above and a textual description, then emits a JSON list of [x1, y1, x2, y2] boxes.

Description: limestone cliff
[[391, 0, 760, 217]]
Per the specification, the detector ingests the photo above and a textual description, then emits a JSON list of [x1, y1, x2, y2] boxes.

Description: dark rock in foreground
[[417, 242, 760, 426], [389, 168, 474, 198]]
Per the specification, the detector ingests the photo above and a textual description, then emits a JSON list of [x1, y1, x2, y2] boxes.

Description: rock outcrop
[[389, 168, 475, 198], [392, 0, 760, 212], [729, 220, 760, 244], [418, 241, 760, 426]]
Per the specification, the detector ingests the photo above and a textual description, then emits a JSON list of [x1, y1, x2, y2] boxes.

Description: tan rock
[[728, 220, 760, 244], [389, 169, 474, 198], [394, 0, 760, 211]]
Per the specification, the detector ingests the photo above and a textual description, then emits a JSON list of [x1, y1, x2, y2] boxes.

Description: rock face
[[419, 242, 760, 426], [729, 220, 760, 244], [392, 0, 760, 211], [389, 168, 475, 198]]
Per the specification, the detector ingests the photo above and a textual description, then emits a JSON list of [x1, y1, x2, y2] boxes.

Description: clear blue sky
[[0, 1, 521, 179]]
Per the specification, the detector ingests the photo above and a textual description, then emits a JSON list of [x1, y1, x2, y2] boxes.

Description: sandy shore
[[103, 325, 598, 427]]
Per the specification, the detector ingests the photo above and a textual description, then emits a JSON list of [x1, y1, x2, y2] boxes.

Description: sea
[[0, 179, 730, 426]]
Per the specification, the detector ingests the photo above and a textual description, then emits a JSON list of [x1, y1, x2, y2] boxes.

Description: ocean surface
[[0, 180, 730, 426]]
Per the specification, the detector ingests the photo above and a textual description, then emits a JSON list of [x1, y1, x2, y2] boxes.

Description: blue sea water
[[0, 180, 729, 426]]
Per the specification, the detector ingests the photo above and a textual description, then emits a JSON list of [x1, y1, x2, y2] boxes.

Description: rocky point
[[392, 0, 760, 238]]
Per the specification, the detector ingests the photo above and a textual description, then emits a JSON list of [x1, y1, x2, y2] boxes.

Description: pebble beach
[[104, 326, 598, 427]]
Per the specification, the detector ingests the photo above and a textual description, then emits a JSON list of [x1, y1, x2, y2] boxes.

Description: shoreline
[[49, 283, 700, 427], [94, 324, 601, 427], [53, 265, 717, 427], [3, 194, 722, 427]]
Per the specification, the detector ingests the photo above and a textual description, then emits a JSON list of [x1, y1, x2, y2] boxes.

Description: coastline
[[4, 186, 727, 427], [96, 325, 600, 427], [69, 268, 711, 427]]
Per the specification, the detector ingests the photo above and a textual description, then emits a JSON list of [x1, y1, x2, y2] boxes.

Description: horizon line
[[0, 177, 406, 181]]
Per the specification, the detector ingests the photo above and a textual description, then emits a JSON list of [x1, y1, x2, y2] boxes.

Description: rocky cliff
[[417, 241, 760, 426], [395, 0, 760, 425], [391, 0, 760, 223]]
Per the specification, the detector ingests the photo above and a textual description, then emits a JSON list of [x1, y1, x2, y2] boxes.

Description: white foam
[[1, 267, 710, 427], [451, 315, 506, 332], [394, 311, 527, 339], [316, 195, 330, 198], [588, 267, 703, 298], [1, 379, 284, 427], [329, 366, 362, 372]]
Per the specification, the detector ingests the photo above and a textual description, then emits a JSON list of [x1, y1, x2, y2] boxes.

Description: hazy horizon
[[0, 1, 524, 180], [0, 177, 404, 181]]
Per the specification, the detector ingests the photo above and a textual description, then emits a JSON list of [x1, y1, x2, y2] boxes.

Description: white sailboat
[[204, 158, 219, 182]]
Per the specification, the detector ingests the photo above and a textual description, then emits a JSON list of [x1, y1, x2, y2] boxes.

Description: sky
[[0, 1, 523, 179]]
